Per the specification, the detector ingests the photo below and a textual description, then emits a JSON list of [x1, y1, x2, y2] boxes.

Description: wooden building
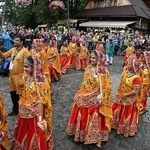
[[71, 0, 150, 31]]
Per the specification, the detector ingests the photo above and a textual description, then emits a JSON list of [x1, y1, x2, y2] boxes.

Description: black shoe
[[109, 63, 112, 65], [139, 109, 148, 116], [7, 112, 19, 116]]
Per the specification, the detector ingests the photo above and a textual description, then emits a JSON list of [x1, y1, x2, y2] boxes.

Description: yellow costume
[[60, 45, 70, 74], [112, 64, 142, 137], [0, 47, 30, 94], [11, 56, 54, 150], [47, 44, 61, 81], [76, 45, 89, 70], [66, 51, 112, 147], [30, 39, 51, 84], [0, 94, 9, 150], [68, 41, 77, 68]]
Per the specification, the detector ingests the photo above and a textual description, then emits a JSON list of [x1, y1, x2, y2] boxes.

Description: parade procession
[[0, 0, 150, 149]]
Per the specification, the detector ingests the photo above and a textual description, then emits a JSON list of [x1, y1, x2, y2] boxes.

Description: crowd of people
[[0, 23, 150, 149]]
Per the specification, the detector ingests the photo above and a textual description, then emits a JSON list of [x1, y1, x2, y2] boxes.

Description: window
[[99, 0, 105, 8], [106, 0, 114, 7], [94, 1, 99, 8]]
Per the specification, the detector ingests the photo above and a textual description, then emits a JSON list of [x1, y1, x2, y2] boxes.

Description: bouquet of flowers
[[48, 0, 65, 10], [15, 0, 32, 5]]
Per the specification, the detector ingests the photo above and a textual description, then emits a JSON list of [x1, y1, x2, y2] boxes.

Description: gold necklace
[[90, 66, 98, 77]]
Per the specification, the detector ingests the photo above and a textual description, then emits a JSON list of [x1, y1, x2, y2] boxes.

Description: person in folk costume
[[11, 56, 54, 150], [0, 94, 9, 150], [128, 45, 145, 113], [111, 58, 142, 137], [95, 40, 107, 66], [95, 39, 104, 53], [67, 38, 77, 69], [75, 41, 89, 70], [60, 41, 70, 74], [139, 51, 150, 115], [47, 40, 61, 82], [66, 50, 112, 147], [122, 43, 135, 66], [30, 38, 51, 84]]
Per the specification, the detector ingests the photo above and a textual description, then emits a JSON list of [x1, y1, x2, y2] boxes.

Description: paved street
[[0, 56, 150, 150]]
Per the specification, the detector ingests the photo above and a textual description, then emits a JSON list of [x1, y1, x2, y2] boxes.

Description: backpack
[[0, 58, 10, 76]]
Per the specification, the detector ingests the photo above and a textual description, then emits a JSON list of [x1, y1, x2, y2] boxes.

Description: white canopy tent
[[79, 21, 135, 28]]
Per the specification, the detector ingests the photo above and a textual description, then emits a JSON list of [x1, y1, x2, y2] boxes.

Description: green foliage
[[4, 0, 88, 28]]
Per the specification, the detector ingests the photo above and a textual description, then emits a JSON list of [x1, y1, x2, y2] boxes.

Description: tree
[[4, 0, 88, 28]]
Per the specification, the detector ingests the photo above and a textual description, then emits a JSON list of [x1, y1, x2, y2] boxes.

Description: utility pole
[[67, 0, 70, 34]]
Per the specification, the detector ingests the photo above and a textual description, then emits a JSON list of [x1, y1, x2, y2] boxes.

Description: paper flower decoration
[[15, 0, 32, 5], [48, 0, 65, 10]]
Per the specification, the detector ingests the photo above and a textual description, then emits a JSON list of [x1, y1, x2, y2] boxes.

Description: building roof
[[73, 5, 136, 18], [130, 0, 150, 19], [72, 0, 150, 20]]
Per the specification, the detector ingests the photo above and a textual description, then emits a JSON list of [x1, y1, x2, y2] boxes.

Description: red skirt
[[112, 101, 138, 137], [123, 55, 128, 65], [49, 66, 60, 81], [66, 103, 109, 147], [76, 58, 88, 70], [68, 53, 76, 69], [11, 116, 54, 150], [142, 85, 149, 108], [60, 55, 69, 73]]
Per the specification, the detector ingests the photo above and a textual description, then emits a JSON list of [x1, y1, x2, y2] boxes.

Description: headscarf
[[127, 53, 142, 74], [127, 57, 140, 74], [32, 38, 44, 53], [143, 51, 150, 70], [95, 50, 107, 75], [24, 56, 45, 83]]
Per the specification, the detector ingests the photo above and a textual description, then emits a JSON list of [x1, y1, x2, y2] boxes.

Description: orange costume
[[11, 57, 54, 150], [95, 42, 104, 53], [66, 51, 112, 147], [112, 60, 141, 137], [141, 51, 150, 110], [68, 40, 77, 69], [47, 42, 61, 81], [60, 44, 70, 74], [123, 45, 134, 66], [0, 94, 9, 150], [76, 44, 89, 70], [0, 47, 30, 95], [30, 39, 51, 84]]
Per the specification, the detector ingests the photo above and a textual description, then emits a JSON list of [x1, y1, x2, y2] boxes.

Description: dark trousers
[[10, 91, 19, 113]]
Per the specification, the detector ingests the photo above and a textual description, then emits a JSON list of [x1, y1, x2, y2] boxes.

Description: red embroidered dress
[[11, 75, 54, 149], [66, 64, 112, 147], [112, 69, 141, 137], [0, 94, 9, 150]]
